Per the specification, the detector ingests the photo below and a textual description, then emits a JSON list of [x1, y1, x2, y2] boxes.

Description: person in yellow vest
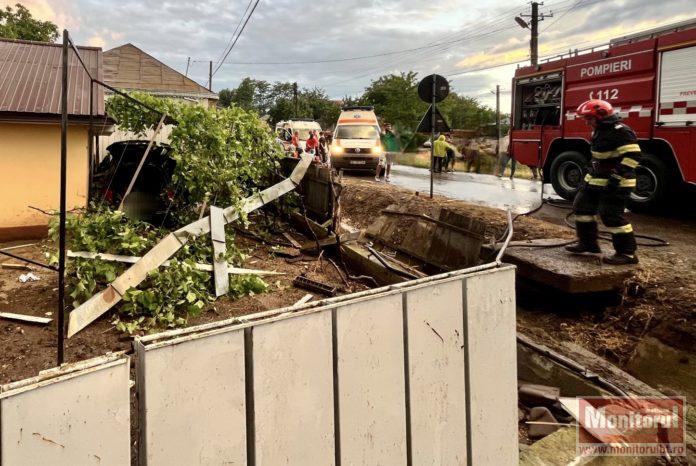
[[433, 134, 456, 173]]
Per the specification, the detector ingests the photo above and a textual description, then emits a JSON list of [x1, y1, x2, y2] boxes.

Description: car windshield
[[296, 129, 313, 140], [336, 125, 379, 140]]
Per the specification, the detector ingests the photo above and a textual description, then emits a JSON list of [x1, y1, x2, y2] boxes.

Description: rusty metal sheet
[[0, 355, 129, 465], [209, 206, 229, 297], [335, 293, 407, 464], [253, 311, 334, 465], [0, 39, 105, 116], [136, 329, 246, 466], [406, 279, 467, 465], [463, 267, 518, 465]]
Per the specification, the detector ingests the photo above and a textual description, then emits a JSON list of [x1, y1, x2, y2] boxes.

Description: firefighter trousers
[[572, 185, 637, 255]]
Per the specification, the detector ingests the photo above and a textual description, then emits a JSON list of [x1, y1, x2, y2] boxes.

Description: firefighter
[[565, 99, 640, 265]]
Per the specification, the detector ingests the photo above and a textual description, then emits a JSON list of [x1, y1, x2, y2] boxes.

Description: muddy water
[[383, 164, 560, 214]]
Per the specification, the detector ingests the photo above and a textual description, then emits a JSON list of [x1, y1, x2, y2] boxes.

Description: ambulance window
[[336, 125, 379, 139], [514, 76, 562, 129]]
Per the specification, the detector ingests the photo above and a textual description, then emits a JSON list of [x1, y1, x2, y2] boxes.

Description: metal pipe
[[0, 250, 58, 272], [66, 37, 94, 81], [495, 209, 514, 263], [91, 79, 168, 119], [58, 30, 69, 365], [430, 77, 436, 198], [366, 245, 419, 280], [88, 79, 94, 204]]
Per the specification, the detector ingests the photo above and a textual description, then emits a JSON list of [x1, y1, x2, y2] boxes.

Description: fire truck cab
[[509, 19, 696, 211]]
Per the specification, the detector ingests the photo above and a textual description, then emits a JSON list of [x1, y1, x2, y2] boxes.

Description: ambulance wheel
[[549, 151, 588, 200], [627, 153, 669, 213]]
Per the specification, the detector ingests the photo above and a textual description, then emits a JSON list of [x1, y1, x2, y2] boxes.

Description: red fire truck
[[509, 19, 696, 211]]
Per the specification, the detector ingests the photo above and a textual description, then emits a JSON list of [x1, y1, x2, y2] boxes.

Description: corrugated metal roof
[[0, 38, 105, 117]]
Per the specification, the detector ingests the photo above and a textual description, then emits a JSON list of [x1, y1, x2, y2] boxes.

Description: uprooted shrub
[[52, 95, 289, 333], [105, 92, 286, 226], [50, 210, 267, 334]]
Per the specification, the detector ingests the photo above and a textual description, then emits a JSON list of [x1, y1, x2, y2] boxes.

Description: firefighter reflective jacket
[[585, 115, 641, 189]]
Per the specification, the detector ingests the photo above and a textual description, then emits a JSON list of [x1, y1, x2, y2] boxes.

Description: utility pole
[[293, 82, 298, 117], [185, 57, 191, 77], [495, 84, 501, 155], [515, 2, 552, 67], [208, 60, 213, 91]]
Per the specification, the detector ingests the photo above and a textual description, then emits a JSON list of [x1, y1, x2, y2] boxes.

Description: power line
[[213, 0, 255, 69], [212, 0, 261, 77]]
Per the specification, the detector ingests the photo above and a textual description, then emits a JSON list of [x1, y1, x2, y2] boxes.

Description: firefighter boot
[[565, 220, 601, 254], [603, 231, 638, 265]]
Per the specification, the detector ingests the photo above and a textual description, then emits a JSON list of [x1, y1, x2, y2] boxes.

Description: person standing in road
[[566, 99, 640, 265], [444, 134, 457, 172], [375, 123, 400, 182], [495, 132, 516, 178], [465, 135, 483, 173], [433, 134, 456, 174], [290, 130, 300, 158]]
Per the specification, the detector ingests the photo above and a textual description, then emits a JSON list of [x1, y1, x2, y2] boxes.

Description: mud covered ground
[[0, 223, 367, 384], [339, 176, 696, 365]]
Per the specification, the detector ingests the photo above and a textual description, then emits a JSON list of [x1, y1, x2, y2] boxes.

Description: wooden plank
[[253, 311, 334, 464], [464, 268, 518, 465], [210, 206, 229, 297], [336, 293, 407, 464], [0, 312, 52, 325], [282, 232, 302, 249], [67, 155, 312, 338], [406, 280, 467, 465]]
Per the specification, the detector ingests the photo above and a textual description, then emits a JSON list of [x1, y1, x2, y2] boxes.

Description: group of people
[[287, 130, 333, 163]]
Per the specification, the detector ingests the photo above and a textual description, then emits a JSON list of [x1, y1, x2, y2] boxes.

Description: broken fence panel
[[67, 250, 283, 276], [0, 354, 130, 465], [67, 154, 311, 337], [209, 206, 229, 297], [134, 265, 518, 465]]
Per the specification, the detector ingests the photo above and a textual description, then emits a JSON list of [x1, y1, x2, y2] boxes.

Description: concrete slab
[[490, 239, 636, 293]]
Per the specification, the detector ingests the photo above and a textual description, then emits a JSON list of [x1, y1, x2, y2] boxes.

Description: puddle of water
[[386, 165, 554, 214]]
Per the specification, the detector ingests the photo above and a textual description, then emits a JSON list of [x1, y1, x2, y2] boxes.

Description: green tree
[[0, 3, 59, 42]]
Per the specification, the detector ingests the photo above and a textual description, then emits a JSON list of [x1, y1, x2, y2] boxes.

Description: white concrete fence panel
[[0, 354, 130, 466], [135, 265, 518, 466], [0, 266, 517, 465]]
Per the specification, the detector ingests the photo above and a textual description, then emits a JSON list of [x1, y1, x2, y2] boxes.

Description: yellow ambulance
[[330, 106, 382, 171]]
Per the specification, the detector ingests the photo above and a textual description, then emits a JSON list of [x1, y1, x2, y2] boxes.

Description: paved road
[[380, 164, 560, 214]]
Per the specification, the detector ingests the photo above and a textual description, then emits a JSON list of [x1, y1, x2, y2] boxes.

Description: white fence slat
[[464, 268, 518, 465], [406, 279, 467, 465], [253, 311, 335, 465], [336, 293, 407, 465], [0, 357, 130, 466], [138, 330, 246, 466]]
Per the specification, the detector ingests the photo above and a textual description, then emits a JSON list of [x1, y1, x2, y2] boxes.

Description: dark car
[[92, 140, 176, 224]]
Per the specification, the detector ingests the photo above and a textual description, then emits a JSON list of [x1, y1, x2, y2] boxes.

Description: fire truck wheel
[[549, 151, 588, 200], [628, 153, 669, 212]]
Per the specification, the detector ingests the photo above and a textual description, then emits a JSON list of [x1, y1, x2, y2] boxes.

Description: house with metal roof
[[0, 38, 110, 240], [103, 43, 217, 105], [99, 43, 218, 156]]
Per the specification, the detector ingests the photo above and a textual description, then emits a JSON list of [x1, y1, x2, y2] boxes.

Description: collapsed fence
[[0, 265, 518, 465]]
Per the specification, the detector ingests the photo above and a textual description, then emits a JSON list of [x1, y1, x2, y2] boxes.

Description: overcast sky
[[8, 0, 694, 110]]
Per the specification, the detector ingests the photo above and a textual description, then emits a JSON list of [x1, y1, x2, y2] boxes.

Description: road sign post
[[416, 74, 451, 198]]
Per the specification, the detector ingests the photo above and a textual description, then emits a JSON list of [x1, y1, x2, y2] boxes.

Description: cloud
[[11, 0, 692, 110]]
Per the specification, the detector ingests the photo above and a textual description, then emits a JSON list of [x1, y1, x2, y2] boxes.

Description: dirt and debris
[[0, 223, 368, 384], [340, 177, 696, 364]]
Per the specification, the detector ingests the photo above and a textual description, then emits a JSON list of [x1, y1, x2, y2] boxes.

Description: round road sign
[[418, 74, 449, 103]]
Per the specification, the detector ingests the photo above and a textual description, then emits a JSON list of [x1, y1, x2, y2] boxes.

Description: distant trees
[[218, 78, 341, 129], [219, 71, 505, 141], [0, 3, 59, 42]]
